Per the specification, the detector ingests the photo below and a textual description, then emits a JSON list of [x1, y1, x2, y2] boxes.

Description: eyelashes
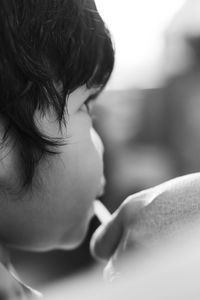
[[78, 89, 100, 120], [85, 99, 94, 115], [84, 91, 100, 114]]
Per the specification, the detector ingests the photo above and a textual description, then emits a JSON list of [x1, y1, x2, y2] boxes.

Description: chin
[[58, 223, 90, 250], [56, 237, 85, 251], [7, 241, 59, 252]]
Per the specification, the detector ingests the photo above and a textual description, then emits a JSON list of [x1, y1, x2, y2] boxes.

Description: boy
[[1, 0, 200, 298], [0, 0, 114, 298]]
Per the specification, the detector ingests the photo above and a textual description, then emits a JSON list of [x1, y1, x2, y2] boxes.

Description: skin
[[0, 85, 105, 251]]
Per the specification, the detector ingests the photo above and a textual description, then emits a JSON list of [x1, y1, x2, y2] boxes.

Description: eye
[[79, 91, 100, 118], [79, 102, 92, 115], [85, 98, 94, 115], [83, 92, 99, 115], [81, 95, 97, 117]]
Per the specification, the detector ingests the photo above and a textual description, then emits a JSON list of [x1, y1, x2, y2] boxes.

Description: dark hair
[[0, 0, 114, 188]]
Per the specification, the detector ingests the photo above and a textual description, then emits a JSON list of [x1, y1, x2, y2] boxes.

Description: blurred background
[[11, 0, 200, 291]]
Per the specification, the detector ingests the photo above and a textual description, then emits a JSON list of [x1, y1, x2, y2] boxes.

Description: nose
[[90, 128, 106, 197], [90, 127, 104, 158]]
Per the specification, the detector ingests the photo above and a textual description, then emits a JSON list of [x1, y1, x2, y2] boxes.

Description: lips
[[96, 176, 106, 198]]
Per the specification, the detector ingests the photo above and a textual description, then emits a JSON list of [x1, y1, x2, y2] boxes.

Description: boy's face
[[0, 87, 105, 251]]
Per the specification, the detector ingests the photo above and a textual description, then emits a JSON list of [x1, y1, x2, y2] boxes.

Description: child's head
[[0, 0, 114, 187], [0, 0, 114, 251]]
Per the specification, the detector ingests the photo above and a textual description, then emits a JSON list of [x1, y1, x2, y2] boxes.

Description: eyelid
[[85, 98, 94, 114]]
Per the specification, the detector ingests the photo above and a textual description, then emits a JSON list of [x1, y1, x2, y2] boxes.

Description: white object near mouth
[[94, 200, 112, 224]]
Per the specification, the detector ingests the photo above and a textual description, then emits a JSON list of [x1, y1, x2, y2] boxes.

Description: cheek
[[68, 139, 103, 208], [55, 145, 104, 248], [48, 135, 104, 245]]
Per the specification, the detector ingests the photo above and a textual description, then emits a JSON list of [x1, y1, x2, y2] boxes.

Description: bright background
[[96, 0, 186, 89]]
